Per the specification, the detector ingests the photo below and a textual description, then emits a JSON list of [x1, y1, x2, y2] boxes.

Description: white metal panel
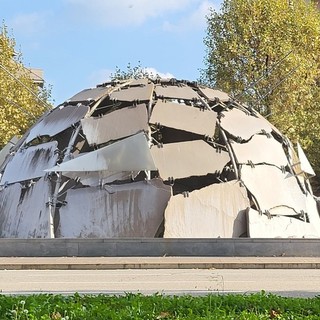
[[253, 110, 283, 136], [1, 141, 58, 185], [247, 208, 320, 238], [150, 100, 217, 136], [297, 142, 315, 176], [128, 78, 150, 86], [58, 179, 171, 238], [163, 181, 249, 238], [151, 140, 230, 180], [110, 83, 154, 102], [25, 105, 89, 144], [0, 136, 18, 168], [240, 165, 307, 215], [220, 108, 272, 140], [230, 135, 288, 167], [62, 170, 139, 186], [47, 132, 156, 172], [198, 87, 230, 102], [287, 140, 305, 186], [81, 104, 148, 145], [0, 178, 51, 238], [67, 86, 111, 103], [155, 85, 200, 100], [305, 192, 320, 235]]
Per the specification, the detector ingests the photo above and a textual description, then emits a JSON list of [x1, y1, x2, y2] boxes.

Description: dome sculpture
[[0, 77, 319, 238]]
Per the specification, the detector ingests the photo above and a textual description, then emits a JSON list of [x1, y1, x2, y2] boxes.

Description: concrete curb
[[1, 257, 320, 270]]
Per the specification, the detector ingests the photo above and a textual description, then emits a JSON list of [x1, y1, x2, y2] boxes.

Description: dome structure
[[0, 77, 319, 238]]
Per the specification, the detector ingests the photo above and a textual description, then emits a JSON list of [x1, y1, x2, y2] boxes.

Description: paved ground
[[0, 257, 320, 297], [0, 256, 320, 269], [0, 268, 319, 297]]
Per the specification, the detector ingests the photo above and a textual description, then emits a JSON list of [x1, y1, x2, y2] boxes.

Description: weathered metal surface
[[58, 179, 171, 238], [128, 78, 150, 87], [0, 178, 51, 238], [230, 134, 288, 167], [25, 105, 89, 144], [110, 83, 154, 102], [240, 165, 307, 216], [81, 104, 148, 145], [0, 136, 18, 168], [67, 86, 111, 103], [305, 192, 320, 235], [164, 181, 249, 238], [47, 132, 155, 173], [220, 107, 272, 141], [287, 140, 304, 181], [297, 142, 315, 176], [0, 77, 317, 239], [247, 208, 320, 238], [150, 100, 217, 136], [61, 170, 139, 187], [151, 140, 230, 180], [1, 141, 58, 185], [197, 87, 230, 102], [155, 84, 199, 100]]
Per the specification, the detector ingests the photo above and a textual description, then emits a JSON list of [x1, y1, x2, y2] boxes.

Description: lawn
[[0, 291, 319, 319]]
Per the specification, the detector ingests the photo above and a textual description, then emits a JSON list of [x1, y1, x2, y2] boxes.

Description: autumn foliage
[[201, 0, 320, 180], [0, 25, 51, 147]]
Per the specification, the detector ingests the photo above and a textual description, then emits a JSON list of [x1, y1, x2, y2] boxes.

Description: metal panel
[[164, 181, 249, 238], [150, 100, 217, 136], [286, 141, 310, 193], [110, 83, 154, 102], [47, 132, 156, 172], [58, 179, 171, 238], [26, 105, 89, 144], [220, 108, 272, 140], [151, 140, 230, 180], [198, 87, 230, 102], [155, 84, 199, 100], [305, 192, 320, 235], [0, 178, 51, 238], [240, 165, 307, 215], [0, 136, 18, 168], [128, 78, 150, 87], [230, 135, 288, 167], [67, 86, 111, 103], [81, 104, 148, 145], [297, 142, 315, 176], [247, 208, 320, 238], [62, 170, 139, 186], [1, 141, 58, 185]]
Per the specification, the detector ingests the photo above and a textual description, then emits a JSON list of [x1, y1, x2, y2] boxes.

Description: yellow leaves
[[0, 26, 50, 148], [202, 0, 320, 175]]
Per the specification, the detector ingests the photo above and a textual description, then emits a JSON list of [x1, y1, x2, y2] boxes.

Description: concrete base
[[0, 238, 320, 257]]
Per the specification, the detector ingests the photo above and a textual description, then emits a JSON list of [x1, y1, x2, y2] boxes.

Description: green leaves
[[110, 62, 150, 81]]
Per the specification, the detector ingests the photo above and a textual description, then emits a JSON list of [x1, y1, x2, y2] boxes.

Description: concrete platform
[[1, 238, 320, 257], [0, 256, 320, 270]]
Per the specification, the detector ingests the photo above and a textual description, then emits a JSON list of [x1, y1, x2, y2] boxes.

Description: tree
[[201, 0, 320, 181], [110, 62, 155, 81], [0, 24, 51, 147]]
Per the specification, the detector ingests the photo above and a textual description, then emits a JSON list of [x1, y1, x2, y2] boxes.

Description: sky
[[0, 0, 222, 105]]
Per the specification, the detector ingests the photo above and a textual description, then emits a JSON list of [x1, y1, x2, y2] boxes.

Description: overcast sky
[[1, 0, 222, 105]]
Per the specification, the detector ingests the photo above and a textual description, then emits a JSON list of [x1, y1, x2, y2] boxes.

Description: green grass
[[0, 292, 319, 319]]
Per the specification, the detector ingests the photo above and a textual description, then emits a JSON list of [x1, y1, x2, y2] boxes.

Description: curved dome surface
[[0, 78, 319, 238]]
